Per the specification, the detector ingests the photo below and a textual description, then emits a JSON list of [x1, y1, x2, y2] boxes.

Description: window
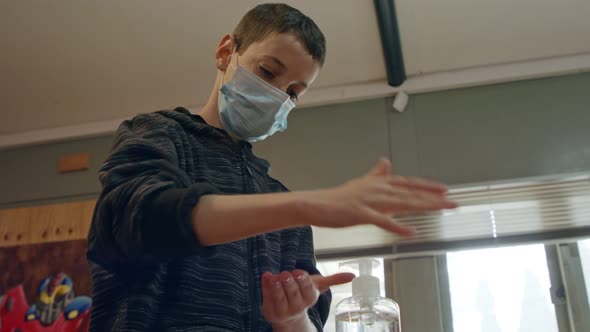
[[579, 238, 590, 302], [317, 258, 385, 332], [446, 244, 558, 332]]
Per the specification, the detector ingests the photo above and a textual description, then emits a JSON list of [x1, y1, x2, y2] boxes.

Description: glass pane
[[317, 258, 385, 332], [446, 244, 558, 332], [579, 238, 590, 301]]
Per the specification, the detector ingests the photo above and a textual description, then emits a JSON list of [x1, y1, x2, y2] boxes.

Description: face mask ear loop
[[220, 45, 238, 87]]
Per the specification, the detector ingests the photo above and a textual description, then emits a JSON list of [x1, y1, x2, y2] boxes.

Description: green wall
[[256, 72, 590, 188], [1, 72, 589, 206]]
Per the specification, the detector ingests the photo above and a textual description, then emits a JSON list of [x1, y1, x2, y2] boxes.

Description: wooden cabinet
[[0, 200, 95, 247]]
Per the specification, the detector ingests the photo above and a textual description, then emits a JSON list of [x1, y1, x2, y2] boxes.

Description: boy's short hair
[[233, 3, 326, 66]]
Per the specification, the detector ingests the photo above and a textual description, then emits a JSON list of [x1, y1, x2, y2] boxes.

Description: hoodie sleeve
[[91, 113, 218, 264]]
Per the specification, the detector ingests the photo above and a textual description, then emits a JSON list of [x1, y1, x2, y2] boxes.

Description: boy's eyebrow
[[264, 55, 309, 89], [266, 55, 286, 70]]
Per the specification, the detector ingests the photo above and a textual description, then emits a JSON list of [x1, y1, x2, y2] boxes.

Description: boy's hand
[[262, 270, 355, 330], [307, 158, 457, 235]]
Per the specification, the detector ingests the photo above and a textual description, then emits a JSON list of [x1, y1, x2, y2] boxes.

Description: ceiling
[[1, 0, 589, 139], [396, 0, 590, 74]]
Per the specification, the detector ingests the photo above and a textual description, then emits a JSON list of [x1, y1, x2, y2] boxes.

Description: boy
[[87, 3, 455, 331]]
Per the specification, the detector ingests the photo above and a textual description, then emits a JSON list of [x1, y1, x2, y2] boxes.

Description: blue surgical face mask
[[218, 58, 296, 142]]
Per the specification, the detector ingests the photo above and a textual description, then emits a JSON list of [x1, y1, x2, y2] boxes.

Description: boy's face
[[219, 32, 321, 103]]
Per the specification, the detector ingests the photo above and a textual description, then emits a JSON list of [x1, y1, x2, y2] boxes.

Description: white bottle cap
[[339, 258, 380, 298]]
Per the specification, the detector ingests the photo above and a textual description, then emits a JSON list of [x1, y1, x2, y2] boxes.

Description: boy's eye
[[259, 66, 275, 79]]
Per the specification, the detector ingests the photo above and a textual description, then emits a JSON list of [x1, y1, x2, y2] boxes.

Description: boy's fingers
[[269, 274, 288, 317], [280, 271, 305, 312], [388, 176, 448, 194], [310, 273, 356, 293], [368, 158, 392, 177], [261, 272, 275, 316], [293, 270, 318, 306]]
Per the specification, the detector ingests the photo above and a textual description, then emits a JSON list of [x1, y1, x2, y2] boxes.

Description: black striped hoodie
[[87, 107, 330, 331]]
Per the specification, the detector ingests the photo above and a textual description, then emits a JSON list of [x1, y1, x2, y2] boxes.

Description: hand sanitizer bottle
[[335, 259, 401, 332]]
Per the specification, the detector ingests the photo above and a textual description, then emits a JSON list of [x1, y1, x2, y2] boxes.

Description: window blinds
[[313, 174, 590, 256]]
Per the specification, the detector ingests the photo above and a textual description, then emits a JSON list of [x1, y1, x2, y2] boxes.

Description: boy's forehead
[[240, 32, 321, 87], [245, 33, 310, 61]]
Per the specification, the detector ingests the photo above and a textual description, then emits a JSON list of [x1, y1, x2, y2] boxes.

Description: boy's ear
[[215, 34, 236, 71]]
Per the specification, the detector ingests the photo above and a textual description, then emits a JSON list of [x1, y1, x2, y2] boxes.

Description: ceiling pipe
[[374, 0, 407, 87]]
